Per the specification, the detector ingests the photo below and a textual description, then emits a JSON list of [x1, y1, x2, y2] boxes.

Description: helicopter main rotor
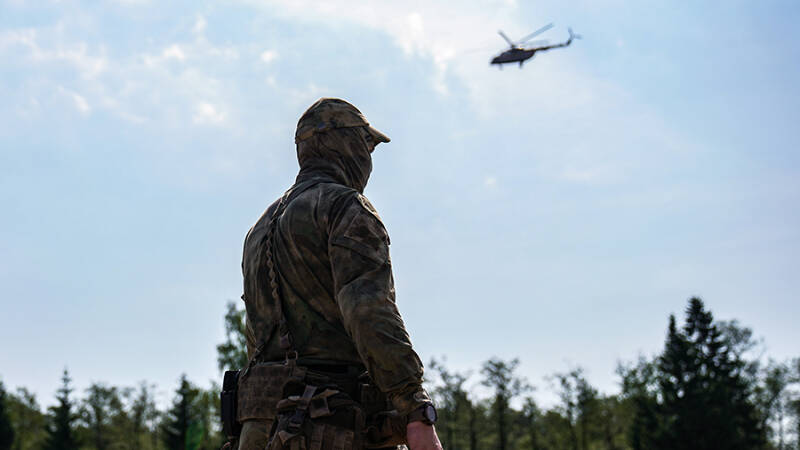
[[498, 22, 554, 49]]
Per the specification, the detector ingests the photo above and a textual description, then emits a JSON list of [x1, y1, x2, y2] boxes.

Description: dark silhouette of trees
[[756, 360, 792, 448], [216, 301, 249, 372], [161, 374, 203, 450], [3, 296, 799, 450], [0, 381, 14, 450], [44, 369, 79, 450], [654, 298, 766, 449], [6, 388, 45, 450], [195, 382, 223, 450], [553, 368, 600, 450], [129, 382, 159, 450], [79, 383, 124, 450], [617, 357, 659, 450], [429, 358, 472, 449], [481, 357, 530, 450], [521, 397, 541, 450]]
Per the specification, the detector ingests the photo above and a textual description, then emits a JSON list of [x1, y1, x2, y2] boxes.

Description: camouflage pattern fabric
[[295, 98, 390, 145], [238, 420, 273, 450], [241, 98, 431, 422]]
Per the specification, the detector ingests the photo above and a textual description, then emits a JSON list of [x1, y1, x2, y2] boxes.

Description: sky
[[1, 0, 799, 408]]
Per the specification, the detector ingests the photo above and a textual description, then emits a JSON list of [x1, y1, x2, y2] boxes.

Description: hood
[[295, 127, 373, 193]]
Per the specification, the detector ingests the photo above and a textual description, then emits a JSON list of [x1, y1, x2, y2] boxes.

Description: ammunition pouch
[[268, 381, 365, 450], [221, 370, 243, 440], [238, 362, 308, 422], [232, 361, 406, 449]]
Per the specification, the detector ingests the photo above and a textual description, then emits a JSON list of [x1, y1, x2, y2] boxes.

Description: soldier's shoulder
[[312, 181, 358, 199], [353, 194, 384, 225], [244, 198, 280, 245], [311, 183, 370, 213]]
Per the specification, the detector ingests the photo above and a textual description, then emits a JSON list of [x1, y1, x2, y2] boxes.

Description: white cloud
[[162, 44, 186, 61], [484, 176, 497, 187], [193, 15, 207, 34], [260, 49, 278, 64], [193, 101, 225, 125], [1, 29, 108, 79], [232, 0, 575, 115], [59, 86, 91, 114], [0, 28, 37, 50]]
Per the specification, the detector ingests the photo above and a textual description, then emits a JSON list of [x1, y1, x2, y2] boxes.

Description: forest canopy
[[2, 297, 799, 450]]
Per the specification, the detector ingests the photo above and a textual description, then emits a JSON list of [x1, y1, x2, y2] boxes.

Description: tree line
[[1, 297, 799, 449], [0, 371, 222, 450]]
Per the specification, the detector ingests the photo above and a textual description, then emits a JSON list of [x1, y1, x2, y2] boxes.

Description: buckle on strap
[[287, 384, 317, 432]]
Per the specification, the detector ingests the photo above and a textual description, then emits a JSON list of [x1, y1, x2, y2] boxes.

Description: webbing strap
[[286, 384, 317, 433], [309, 425, 324, 450], [264, 179, 324, 355]]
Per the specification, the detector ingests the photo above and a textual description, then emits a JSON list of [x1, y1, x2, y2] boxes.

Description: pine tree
[[44, 369, 79, 450], [0, 381, 15, 450], [162, 375, 201, 450], [655, 298, 766, 450]]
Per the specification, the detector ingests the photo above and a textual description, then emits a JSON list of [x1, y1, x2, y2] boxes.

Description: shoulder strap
[[264, 179, 323, 358]]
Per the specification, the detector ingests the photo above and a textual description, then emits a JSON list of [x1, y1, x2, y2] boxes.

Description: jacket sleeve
[[328, 193, 431, 416]]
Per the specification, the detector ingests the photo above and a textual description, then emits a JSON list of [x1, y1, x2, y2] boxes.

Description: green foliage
[[216, 301, 249, 372], [128, 382, 161, 450], [537, 380, 629, 450], [428, 358, 474, 449], [78, 383, 125, 450], [6, 388, 46, 450], [194, 383, 224, 450], [520, 397, 541, 450], [0, 381, 15, 450], [550, 367, 625, 450], [161, 375, 198, 450], [481, 357, 530, 450], [2, 296, 799, 450], [160, 375, 221, 450], [754, 360, 792, 448], [617, 357, 659, 450], [626, 298, 768, 450], [44, 369, 79, 450]]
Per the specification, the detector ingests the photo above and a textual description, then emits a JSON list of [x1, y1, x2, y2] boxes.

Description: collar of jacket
[[295, 161, 358, 190]]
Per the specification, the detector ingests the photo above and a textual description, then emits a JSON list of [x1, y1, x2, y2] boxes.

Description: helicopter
[[491, 23, 580, 68]]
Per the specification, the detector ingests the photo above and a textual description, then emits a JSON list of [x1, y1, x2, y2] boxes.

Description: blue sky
[[1, 0, 798, 407]]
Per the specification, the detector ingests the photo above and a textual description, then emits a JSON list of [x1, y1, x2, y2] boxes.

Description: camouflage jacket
[[241, 131, 430, 415]]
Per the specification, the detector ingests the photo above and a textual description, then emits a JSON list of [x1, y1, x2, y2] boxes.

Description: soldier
[[237, 98, 442, 450]]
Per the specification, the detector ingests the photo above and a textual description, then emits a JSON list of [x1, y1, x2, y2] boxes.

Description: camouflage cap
[[295, 98, 391, 144]]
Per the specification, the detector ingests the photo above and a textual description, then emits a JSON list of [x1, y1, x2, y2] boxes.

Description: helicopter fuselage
[[490, 26, 578, 68], [490, 48, 537, 66]]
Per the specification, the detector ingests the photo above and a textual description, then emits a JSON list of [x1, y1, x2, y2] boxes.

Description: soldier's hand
[[406, 422, 443, 450]]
